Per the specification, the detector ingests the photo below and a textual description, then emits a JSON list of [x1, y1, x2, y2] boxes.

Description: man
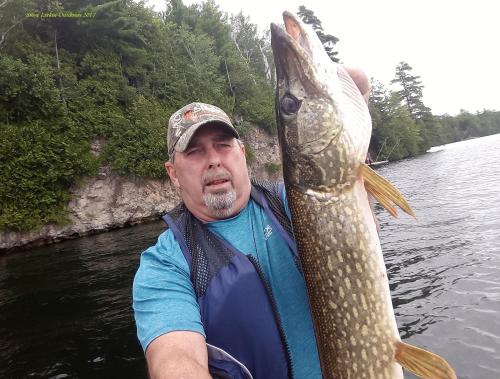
[[133, 72, 370, 379]]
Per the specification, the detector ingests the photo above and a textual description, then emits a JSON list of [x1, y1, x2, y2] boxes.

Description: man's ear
[[164, 161, 180, 188], [238, 140, 246, 156]]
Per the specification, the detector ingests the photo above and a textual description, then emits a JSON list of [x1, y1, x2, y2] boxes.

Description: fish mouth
[[270, 12, 326, 96], [271, 10, 345, 186], [271, 12, 338, 154]]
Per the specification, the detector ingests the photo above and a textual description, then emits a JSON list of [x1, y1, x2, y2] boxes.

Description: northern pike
[[270, 11, 456, 379]]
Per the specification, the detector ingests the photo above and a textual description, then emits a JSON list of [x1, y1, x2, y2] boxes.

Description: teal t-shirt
[[132, 191, 321, 378]]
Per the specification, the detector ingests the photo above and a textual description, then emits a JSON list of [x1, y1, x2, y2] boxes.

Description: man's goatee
[[203, 190, 237, 218]]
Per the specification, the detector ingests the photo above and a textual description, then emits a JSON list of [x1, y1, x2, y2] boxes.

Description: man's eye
[[186, 148, 200, 155]]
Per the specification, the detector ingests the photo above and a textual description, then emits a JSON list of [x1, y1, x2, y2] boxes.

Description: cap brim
[[174, 120, 239, 153]]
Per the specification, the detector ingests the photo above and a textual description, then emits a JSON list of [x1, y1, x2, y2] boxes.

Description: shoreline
[[0, 214, 163, 255], [0, 128, 283, 255]]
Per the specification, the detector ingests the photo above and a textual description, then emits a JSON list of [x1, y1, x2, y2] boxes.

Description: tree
[[0, 54, 98, 231], [368, 79, 390, 154], [368, 79, 423, 160], [297, 5, 339, 62], [0, 0, 37, 49], [163, 0, 276, 132], [0, 0, 280, 232], [103, 96, 169, 178], [230, 12, 267, 77], [390, 61, 447, 152], [390, 61, 431, 121]]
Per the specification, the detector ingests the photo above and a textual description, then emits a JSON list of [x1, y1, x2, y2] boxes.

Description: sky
[[143, 0, 500, 116]]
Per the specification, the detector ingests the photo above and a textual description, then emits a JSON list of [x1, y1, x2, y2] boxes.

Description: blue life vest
[[162, 181, 299, 379]]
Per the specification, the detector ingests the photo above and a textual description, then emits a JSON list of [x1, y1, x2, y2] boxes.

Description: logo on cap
[[168, 102, 237, 157]]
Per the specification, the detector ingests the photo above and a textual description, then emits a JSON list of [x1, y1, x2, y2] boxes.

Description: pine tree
[[297, 5, 339, 62], [390, 61, 431, 121], [367, 79, 421, 160]]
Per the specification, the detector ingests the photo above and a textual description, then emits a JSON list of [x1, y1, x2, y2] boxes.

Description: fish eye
[[280, 93, 301, 115]]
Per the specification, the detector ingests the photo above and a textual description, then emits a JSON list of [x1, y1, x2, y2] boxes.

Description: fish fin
[[360, 163, 416, 219], [394, 341, 457, 379]]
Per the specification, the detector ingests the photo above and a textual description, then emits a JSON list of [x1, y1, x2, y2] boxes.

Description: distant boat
[[369, 160, 389, 167], [367, 137, 399, 168], [427, 145, 445, 153]]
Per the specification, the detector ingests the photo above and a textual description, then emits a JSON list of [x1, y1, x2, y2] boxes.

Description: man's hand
[[343, 66, 379, 232], [344, 66, 371, 103]]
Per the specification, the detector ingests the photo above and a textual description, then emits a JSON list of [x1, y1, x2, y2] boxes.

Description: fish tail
[[360, 163, 416, 219], [394, 341, 457, 379]]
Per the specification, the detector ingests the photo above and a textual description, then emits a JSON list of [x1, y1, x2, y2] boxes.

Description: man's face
[[165, 124, 251, 222]]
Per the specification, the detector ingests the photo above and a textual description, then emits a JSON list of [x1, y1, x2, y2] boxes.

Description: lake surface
[[1, 134, 499, 378]]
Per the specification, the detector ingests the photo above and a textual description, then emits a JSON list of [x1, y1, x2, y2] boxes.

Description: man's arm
[[146, 331, 211, 379], [133, 231, 210, 379]]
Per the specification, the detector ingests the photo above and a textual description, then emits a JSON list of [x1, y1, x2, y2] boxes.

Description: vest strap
[[162, 213, 192, 270]]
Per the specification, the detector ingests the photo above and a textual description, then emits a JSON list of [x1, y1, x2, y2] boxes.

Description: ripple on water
[[1, 135, 500, 378]]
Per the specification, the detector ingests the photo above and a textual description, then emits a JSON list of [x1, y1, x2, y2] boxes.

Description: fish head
[[271, 11, 371, 191]]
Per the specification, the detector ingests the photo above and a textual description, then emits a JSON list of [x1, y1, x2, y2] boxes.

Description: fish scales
[[288, 185, 399, 378], [271, 10, 456, 379]]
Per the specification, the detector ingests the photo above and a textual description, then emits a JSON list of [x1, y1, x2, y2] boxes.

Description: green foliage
[[0, 121, 98, 231], [244, 145, 256, 164], [391, 61, 431, 121], [371, 66, 437, 158], [163, 0, 275, 129], [0, 0, 37, 51], [234, 120, 251, 137], [102, 97, 170, 178], [1, 0, 281, 231], [265, 162, 282, 174], [4, 0, 497, 232], [437, 110, 500, 142], [235, 82, 276, 134], [166, 25, 232, 108], [230, 12, 271, 80], [370, 70, 500, 161], [0, 54, 66, 123], [369, 84, 422, 161]]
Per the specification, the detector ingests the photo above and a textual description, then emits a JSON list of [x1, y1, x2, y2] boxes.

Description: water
[[1, 134, 499, 378], [0, 223, 166, 378], [376, 133, 500, 378]]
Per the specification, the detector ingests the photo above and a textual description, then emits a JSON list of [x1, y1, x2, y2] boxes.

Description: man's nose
[[206, 147, 222, 168]]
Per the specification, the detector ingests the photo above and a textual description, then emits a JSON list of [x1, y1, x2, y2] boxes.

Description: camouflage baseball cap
[[167, 102, 239, 157]]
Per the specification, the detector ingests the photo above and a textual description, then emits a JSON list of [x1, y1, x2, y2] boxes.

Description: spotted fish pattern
[[288, 184, 401, 378], [271, 10, 456, 379]]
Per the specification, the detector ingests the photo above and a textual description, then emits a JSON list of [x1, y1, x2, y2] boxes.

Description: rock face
[[244, 127, 282, 181], [0, 168, 180, 252], [0, 128, 282, 253]]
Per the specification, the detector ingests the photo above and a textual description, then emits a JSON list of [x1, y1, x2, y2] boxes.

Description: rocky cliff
[[0, 128, 282, 253]]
